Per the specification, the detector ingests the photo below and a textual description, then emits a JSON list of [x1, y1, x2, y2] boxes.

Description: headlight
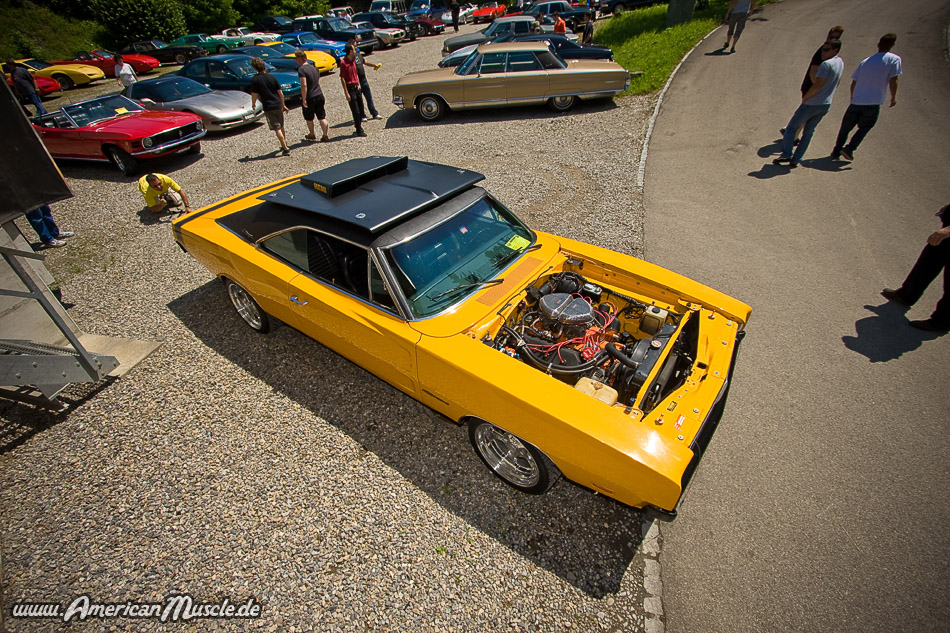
[[142, 137, 153, 148], [281, 84, 292, 91], [195, 120, 203, 131]]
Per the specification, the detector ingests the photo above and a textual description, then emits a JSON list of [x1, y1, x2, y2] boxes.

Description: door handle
[[290, 295, 308, 305]]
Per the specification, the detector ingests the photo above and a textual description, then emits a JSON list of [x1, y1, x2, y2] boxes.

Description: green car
[[169, 33, 242, 54]]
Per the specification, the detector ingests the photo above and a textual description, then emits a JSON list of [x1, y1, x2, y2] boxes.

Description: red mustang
[[472, 1, 506, 23], [31, 94, 205, 175], [7, 74, 61, 97], [50, 49, 160, 77]]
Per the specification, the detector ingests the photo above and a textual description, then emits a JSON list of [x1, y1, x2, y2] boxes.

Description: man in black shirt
[[249, 56, 291, 156], [6, 59, 46, 116], [781, 26, 844, 142], [295, 51, 329, 142], [352, 35, 383, 121]]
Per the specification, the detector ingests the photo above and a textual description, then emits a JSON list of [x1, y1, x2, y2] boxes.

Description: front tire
[[548, 94, 577, 112], [51, 74, 74, 90], [187, 141, 201, 155], [174, 53, 187, 65], [216, 45, 228, 53], [105, 146, 137, 175], [612, 3, 626, 16], [225, 280, 271, 333], [468, 419, 561, 494], [416, 95, 446, 121]]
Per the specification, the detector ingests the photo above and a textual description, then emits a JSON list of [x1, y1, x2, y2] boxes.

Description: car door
[[463, 51, 507, 106], [504, 51, 548, 104], [31, 114, 78, 158], [259, 228, 420, 395], [181, 59, 209, 86]]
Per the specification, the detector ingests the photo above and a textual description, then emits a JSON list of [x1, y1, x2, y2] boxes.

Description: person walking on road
[[249, 56, 290, 156], [352, 35, 383, 121], [881, 204, 950, 334], [451, 1, 461, 32], [831, 33, 901, 162], [295, 50, 329, 143], [340, 44, 367, 137], [773, 39, 843, 168], [723, 0, 756, 53], [781, 26, 844, 143]]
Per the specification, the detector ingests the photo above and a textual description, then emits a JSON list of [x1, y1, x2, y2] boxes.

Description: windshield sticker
[[114, 107, 128, 114], [458, 225, 468, 234], [505, 235, 530, 251]]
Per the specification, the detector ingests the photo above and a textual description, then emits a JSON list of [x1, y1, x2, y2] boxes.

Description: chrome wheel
[[548, 94, 577, 112], [105, 146, 137, 175], [417, 95, 445, 121], [468, 419, 560, 494], [226, 280, 270, 333]]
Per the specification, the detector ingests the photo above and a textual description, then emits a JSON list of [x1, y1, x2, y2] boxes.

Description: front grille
[[149, 122, 202, 148]]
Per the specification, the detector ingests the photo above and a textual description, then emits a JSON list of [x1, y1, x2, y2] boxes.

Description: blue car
[[231, 45, 315, 72], [177, 54, 301, 100], [280, 32, 347, 60]]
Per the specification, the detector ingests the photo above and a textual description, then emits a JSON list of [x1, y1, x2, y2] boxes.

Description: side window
[[536, 50, 562, 69], [183, 61, 206, 78], [478, 52, 506, 74], [262, 229, 372, 300], [506, 51, 541, 72], [370, 260, 397, 310], [514, 21, 530, 33], [261, 229, 310, 271]]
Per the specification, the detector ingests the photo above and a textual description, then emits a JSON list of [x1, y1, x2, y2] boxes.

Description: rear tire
[[612, 4, 625, 16], [51, 74, 74, 90], [416, 95, 446, 121], [174, 53, 187, 64], [105, 146, 137, 175], [216, 45, 228, 53], [548, 94, 577, 112], [225, 280, 271, 333]]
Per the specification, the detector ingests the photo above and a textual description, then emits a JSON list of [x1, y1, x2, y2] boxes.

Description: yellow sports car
[[173, 156, 750, 519], [393, 41, 629, 121], [6, 58, 105, 90], [258, 41, 337, 74]]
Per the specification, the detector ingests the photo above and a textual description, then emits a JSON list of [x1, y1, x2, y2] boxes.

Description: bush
[[0, 1, 100, 60], [179, 0, 239, 34], [90, 0, 187, 49]]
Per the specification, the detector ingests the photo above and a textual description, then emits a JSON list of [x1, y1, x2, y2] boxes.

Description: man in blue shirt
[[773, 39, 843, 168]]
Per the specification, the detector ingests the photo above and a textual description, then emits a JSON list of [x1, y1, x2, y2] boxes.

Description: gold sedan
[[392, 42, 629, 121]]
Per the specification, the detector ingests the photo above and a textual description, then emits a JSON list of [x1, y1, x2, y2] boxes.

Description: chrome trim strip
[[130, 128, 206, 156]]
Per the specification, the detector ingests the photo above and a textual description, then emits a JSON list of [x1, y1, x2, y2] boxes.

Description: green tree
[[179, 0, 239, 34], [90, 0, 187, 48], [33, 0, 97, 20]]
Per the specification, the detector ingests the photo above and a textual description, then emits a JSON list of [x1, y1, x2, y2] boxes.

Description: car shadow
[[384, 99, 620, 129], [55, 151, 203, 183], [842, 301, 941, 362], [167, 280, 646, 598]]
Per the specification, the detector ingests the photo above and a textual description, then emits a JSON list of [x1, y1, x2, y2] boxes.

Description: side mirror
[[139, 98, 155, 105]]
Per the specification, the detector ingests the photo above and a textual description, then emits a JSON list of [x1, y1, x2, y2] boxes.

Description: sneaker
[[909, 319, 950, 334], [372, 114, 383, 120], [779, 127, 786, 135], [57, 231, 74, 238], [772, 157, 792, 165], [281, 148, 291, 156], [881, 288, 911, 306], [840, 149, 853, 161], [45, 238, 66, 248], [830, 151, 841, 160], [355, 130, 368, 137], [360, 117, 368, 122], [730, 46, 735, 53]]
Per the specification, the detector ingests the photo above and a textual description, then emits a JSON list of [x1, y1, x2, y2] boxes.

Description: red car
[[50, 50, 160, 78], [31, 94, 205, 175], [7, 74, 61, 97], [472, 2, 506, 23]]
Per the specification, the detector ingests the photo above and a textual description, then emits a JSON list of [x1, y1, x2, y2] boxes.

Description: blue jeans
[[359, 78, 378, 117], [25, 205, 59, 244], [28, 91, 47, 115], [781, 103, 830, 163]]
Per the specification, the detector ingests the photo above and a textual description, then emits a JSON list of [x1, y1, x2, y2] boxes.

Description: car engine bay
[[489, 271, 699, 414]]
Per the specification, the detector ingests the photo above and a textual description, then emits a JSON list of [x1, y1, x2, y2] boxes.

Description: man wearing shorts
[[295, 50, 329, 142], [724, 0, 756, 53], [249, 56, 290, 156]]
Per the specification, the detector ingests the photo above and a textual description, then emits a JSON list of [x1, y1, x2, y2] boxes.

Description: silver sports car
[[123, 75, 263, 132]]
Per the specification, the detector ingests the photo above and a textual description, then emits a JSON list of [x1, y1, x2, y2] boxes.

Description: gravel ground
[[2, 23, 658, 632]]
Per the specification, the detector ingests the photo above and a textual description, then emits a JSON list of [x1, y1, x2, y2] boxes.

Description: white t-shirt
[[117, 63, 137, 87], [850, 51, 902, 105]]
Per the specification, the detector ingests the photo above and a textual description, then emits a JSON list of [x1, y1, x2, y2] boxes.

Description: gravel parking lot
[[2, 23, 659, 632]]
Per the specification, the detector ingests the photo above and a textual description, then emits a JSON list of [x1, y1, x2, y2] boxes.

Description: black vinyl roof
[[254, 156, 485, 234]]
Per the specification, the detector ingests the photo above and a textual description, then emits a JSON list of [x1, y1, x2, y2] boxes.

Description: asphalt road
[[642, 0, 950, 631]]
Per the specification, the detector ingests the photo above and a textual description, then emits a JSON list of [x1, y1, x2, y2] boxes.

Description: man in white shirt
[[114, 54, 137, 88], [832, 33, 901, 161]]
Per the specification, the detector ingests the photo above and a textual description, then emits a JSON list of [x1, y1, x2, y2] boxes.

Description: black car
[[352, 11, 422, 41], [231, 45, 315, 72], [514, 34, 613, 61], [292, 16, 378, 53], [255, 16, 296, 34], [597, 0, 660, 17], [121, 40, 207, 65]]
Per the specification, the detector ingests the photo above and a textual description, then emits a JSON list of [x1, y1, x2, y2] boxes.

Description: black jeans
[[898, 219, 950, 327], [833, 104, 880, 154], [346, 84, 365, 133]]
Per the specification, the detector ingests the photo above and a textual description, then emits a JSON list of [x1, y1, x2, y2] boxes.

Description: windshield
[[410, 1, 429, 9], [151, 41, 169, 48], [92, 49, 114, 57], [326, 17, 353, 29], [244, 46, 276, 58], [383, 196, 535, 319], [267, 42, 296, 55], [297, 32, 319, 44], [62, 95, 143, 127], [22, 60, 51, 70], [483, 21, 510, 36], [153, 77, 211, 101], [224, 57, 258, 78]]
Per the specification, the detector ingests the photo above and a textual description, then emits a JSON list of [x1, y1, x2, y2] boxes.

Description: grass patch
[[596, 0, 771, 94], [0, 1, 103, 61]]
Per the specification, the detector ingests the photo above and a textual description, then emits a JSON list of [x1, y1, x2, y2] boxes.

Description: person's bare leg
[[319, 118, 329, 141], [276, 128, 288, 151]]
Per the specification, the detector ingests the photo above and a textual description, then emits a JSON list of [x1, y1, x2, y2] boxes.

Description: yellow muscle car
[[4, 58, 105, 90], [392, 41, 629, 121], [258, 41, 338, 74], [173, 156, 750, 519]]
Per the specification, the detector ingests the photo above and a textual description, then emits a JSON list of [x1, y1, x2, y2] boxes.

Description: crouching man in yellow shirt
[[138, 173, 193, 214]]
